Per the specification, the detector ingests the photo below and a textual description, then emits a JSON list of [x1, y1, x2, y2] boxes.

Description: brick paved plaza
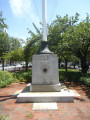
[[0, 83, 90, 120]]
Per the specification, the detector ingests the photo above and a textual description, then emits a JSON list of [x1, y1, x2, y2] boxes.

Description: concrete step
[[17, 84, 74, 103]]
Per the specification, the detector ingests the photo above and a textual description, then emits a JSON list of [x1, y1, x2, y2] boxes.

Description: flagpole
[[42, 0, 47, 42], [40, 0, 52, 54]]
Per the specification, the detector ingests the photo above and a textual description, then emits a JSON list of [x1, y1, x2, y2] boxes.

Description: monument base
[[17, 84, 74, 103], [30, 83, 61, 92]]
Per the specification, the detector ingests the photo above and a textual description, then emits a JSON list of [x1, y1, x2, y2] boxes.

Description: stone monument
[[30, 0, 61, 92], [30, 54, 61, 92], [17, 0, 74, 103]]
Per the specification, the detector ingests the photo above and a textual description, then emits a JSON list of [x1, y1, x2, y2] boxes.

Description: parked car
[[28, 63, 32, 67], [78, 65, 81, 68], [16, 64, 22, 67], [60, 63, 65, 67]]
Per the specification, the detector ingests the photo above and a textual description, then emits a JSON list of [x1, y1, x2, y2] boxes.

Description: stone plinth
[[32, 54, 59, 85], [30, 83, 61, 92], [17, 93, 74, 103], [17, 84, 74, 103]]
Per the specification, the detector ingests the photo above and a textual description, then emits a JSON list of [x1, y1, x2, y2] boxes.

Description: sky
[[0, 0, 90, 43]]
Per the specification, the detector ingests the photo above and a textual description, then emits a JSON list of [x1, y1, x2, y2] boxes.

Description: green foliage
[[13, 69, 32, 83], [0, 69, 89, 88], [59, 69, 90, 86], [48, 13, 80, 71], [26, 112, 33, 119], [24, 39, 37, 62], [0, 33, 10, 58], [63, 14, 90, 73], [80, 76, 90, 87], [0, 32, 10, 71], [9, 37, 22, 51], [0, 114, 9, 120], [0, 11, 9, 58], [4, 48, 24, 61], [0, 71, 15, 88], [0, 11, 7, 31], [0, 11, 24, 71], [24, 23, 42, 71], [13, 69, 90, 87], [47, 13, 90, 73], [27, 23, 42, 53], [59, 70, 82, 82]]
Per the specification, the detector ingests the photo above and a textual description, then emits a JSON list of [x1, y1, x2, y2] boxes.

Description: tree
[[48, 13, 79, 71], [9, 37, 23, 65], [0, 33, 10, 71], [3, 48, 24, 69], [63, 14, 90, 73], [24, 23, 42, 72], [0, 11, 9, 71], [0, 11, 7, 31], [24, 37, 40, 72], [9, 37, 21, 51], [5, 48, 24, 61], [0, 11, 25, 70]]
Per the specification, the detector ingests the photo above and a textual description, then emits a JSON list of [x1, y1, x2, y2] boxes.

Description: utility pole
[[40, 0, 52, 54]]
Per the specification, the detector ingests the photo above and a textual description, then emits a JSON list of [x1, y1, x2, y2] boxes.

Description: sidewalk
[[0, 82, 90, 120]]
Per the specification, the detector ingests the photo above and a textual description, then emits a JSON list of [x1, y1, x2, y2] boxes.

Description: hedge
[[59, 70, 90, 86], [0, 71, 15, 88]]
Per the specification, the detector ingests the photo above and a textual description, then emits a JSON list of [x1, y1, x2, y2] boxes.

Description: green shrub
[[13, 69, 90, 86], [13, 69, 32, 83], [59, 69, 90, 86], [80, 77, 90, 87], [59, 71, 83, 82], [0, 71, 15, 88]]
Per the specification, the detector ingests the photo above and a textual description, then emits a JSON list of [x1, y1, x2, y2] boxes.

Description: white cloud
[[9, 0, 41, 26], [9, 0, 31, 18]]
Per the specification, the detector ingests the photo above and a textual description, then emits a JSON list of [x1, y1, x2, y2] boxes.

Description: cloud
[[9, 0, 41, 26], [9, 0, 31, 18]]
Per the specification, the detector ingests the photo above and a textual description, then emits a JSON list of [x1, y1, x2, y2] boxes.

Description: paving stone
[[32, 103, 58, 110]]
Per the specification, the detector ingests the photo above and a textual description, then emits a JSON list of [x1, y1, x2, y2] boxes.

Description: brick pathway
[[0, 82, 90, 120]]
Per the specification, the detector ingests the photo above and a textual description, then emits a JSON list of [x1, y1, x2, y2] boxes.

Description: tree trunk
[[10, 60, 12, 66], [81, 56, 88, 74], [65, 59, 68, 72], [2, 59, 4, 71], [74, 62, 75, 69], [25, 61, 28, 72], [58, 58, 61, 69]]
